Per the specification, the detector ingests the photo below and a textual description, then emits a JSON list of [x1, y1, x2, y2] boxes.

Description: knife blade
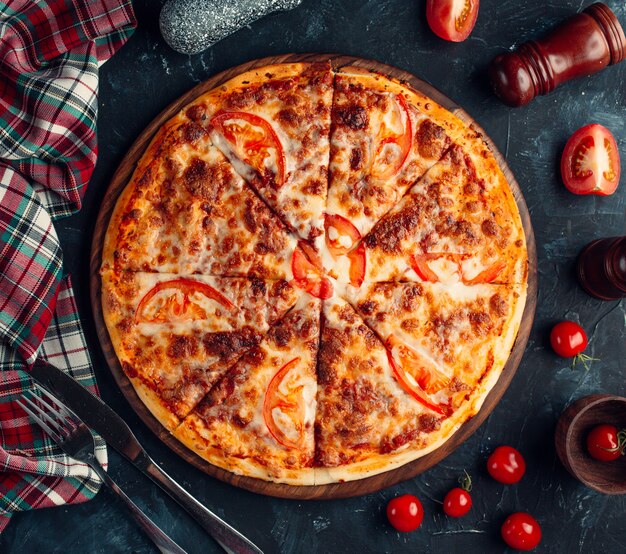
[[27, 358, 263, 554]]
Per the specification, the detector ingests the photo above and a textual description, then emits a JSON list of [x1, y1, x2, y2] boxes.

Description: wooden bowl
[[555, 394, 626, 495]]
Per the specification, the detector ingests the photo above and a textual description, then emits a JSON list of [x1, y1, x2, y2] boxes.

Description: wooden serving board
[[90, 53, 538, 500]]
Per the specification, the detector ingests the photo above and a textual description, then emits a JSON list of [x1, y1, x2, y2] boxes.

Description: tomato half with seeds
[[501, 512, 542, 551], [263, 358, 305, 449], [210, 111, 286, 186], [386, 494, 424, 532], [291, 242, 334, 299], [385, 334, 450, 415], [371, 93, 412, 180], [561, 124, 620, 196], [426, 0, 480, 43], [135, 278, 235, 323], [324, 214, 361, 256], [549, 321, 588, 358]]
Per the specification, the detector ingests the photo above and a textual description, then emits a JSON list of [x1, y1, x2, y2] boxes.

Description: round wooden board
[[90, 53, 538, 500]]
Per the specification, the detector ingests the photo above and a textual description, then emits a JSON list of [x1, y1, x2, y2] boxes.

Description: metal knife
[[27, 358, 263, 554]]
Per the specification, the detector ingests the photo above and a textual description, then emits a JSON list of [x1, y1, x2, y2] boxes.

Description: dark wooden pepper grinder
[[577, 237, 626, 301], [489, 3, 626, 107]]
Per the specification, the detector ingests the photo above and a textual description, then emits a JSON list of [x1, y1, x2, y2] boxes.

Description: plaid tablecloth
[[0, 0, 136, 531]]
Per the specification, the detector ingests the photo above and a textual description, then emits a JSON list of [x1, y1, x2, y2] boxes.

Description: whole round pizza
[[100, 61, 528, 486]]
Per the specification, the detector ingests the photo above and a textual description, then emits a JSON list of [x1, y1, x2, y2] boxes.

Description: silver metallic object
[[160, 0, 304, 55]]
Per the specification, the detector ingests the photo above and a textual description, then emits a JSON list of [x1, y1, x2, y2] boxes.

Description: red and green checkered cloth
[[0, 0, 136, 531]]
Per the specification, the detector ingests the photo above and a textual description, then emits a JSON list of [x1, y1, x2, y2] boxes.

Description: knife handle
[[142, 456, 263, 554]]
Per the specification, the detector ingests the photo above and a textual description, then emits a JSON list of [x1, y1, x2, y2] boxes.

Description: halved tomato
[[210, 111, 286, 186], [561, 124, 620, 196], [324, 214, 361, 256], [292, 242, 334, 299], [135, 278, 235, 323], [262, 357, 305, 449], [426, 0, 480, 43], [347, 243, 366, 288], [371, 93, 412, 180], [385, 335, 450, 415]]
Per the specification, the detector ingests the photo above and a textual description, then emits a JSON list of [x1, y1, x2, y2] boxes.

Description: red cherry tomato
[[386, 494, 424, 532], [549, 321, 588, 358], [561, 124, 620, 196], [426, 0, 480, 43], [443, 487, 472, 517], [501, 512, 542, 551], [487, 446, 526, 484], [586, 424, 625, 462]]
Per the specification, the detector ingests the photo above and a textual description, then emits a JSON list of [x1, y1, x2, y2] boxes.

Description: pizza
[[101, 61, 529, 486]]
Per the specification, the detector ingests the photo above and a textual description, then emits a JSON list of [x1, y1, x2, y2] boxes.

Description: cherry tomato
[[426, 0, 480, 43], [487, 445, 526, 484], [561, 124, 620, 196], [443, 487, 472, 517], [501, 512, 542, 551], [586, 424, 625, 462], [386, 494, 424, 532], [549, 321, 588, 358]]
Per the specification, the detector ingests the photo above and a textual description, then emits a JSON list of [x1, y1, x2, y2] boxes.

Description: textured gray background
[[2, 0, 625, 552]]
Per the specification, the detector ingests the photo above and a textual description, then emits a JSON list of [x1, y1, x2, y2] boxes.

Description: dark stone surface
[[2, 0, 625, 552]]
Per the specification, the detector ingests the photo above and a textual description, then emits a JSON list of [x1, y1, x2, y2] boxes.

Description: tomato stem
[[458, 469, 472, 492], [571, 353, 599, 371]]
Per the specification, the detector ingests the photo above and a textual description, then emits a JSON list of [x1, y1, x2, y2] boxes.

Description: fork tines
[[16, 384, 79, 442]]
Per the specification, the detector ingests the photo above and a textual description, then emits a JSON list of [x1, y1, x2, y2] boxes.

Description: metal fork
[[17, 384, 188, 554]]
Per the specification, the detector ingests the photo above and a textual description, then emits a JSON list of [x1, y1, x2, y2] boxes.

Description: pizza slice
[[173, 294, 320, 485], [315, 296, 452, 483], [101, 271, 299, 429], [355, 140, 528, 285], [323, 68, 452, 263], [343, 280, 526, 422], [182, 62, 334, 246], [102, 119, 298, 279]]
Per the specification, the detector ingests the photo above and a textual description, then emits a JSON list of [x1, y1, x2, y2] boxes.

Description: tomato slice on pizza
[[292, 242, 334, 299], [385, 334, 450, 415], [324, 214, 361, 255], [370, 93, 412, 180], [263, 357, 306, 449], [347, 243, 366, 288], [135, 278, 236, 323], [210, 111, 286, 187]]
